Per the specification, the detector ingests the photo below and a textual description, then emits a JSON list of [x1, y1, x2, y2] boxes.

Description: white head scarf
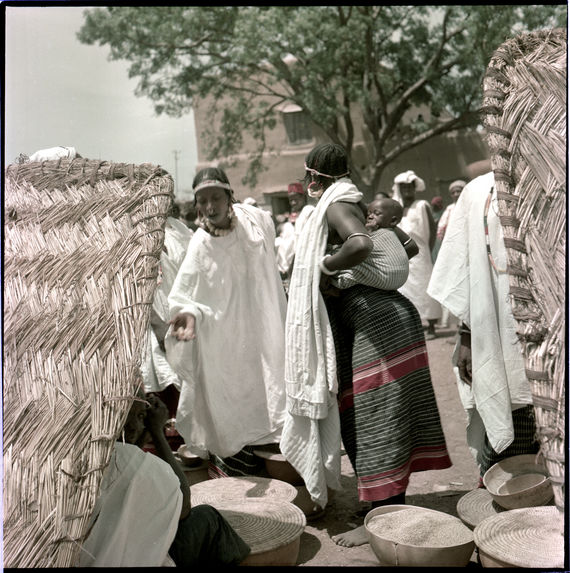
[[392, 170, 425, 204], [28, 146, 77, 162]]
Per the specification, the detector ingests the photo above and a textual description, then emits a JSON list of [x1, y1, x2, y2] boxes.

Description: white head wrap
[[28, 146, 77, 162], [392, 170, 425, 204]]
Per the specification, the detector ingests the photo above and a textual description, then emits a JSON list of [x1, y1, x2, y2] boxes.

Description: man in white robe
[[427, 172, 537, 478], [392, 170, 441, 338]]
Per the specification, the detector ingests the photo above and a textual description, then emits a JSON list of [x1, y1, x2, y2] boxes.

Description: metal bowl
[[177, 444, 203, 468], [364, 505, 475, 568], [483, 454, 553, 510], [253, 446, 304, 485]]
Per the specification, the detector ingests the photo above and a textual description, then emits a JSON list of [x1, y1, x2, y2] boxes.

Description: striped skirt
[[208, 446, 267, 479], [326, 285, 451, 503]]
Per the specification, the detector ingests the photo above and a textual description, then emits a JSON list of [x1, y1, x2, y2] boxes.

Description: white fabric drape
[[427, 172, 533, 460], [280, 178, 362, 508], [142, 217, 193, 393], [79, 443, 182, 567], [165, 204, 287, 458], [397, 199, 441, 321]]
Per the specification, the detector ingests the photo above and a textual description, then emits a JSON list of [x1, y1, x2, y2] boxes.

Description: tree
[[78, 5, 566, 194]]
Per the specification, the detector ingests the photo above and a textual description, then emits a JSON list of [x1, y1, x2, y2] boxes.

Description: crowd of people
[[80, 149, 540, 564], [28, 142, 539, 566]]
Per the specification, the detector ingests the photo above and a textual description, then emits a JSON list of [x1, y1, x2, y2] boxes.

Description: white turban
[[28, 146, 77, 162], [392, 170, 425, 204], [393, 170, 425, 191]]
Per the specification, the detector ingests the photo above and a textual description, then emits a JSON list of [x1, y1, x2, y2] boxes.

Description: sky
[[4, 5, 198, 198]]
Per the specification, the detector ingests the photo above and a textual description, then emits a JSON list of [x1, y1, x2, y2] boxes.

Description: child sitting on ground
[[332, 197, 412, 291]]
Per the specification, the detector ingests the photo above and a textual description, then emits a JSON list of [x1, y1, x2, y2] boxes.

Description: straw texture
[[473, 506, 564, 568], [3, 158, 173, 567], [191, 476, 298, 506], [456, 488, 506, 529], [214, 499, 306, 554], [482, 28, 566, 513]]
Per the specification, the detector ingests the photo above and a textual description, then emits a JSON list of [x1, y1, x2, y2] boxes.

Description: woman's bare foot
[[331, 525, 368, 547]]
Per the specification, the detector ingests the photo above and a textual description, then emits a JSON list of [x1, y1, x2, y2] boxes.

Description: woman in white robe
[[166, 167, 287, 474], [392, 170, 441, 339]]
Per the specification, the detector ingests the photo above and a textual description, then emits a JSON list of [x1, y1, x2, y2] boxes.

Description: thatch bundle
[[3, 158, 173, 566], [482, 28, 566, 513]]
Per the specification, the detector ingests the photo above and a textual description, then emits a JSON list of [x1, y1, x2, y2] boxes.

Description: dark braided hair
[[304, 143, 350, 190], [192, 166, 236, 203]]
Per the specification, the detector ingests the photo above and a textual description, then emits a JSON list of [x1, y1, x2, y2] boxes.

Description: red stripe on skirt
[[356, 445, 452, 502], [338, 342, 429, 413], [353, 342, 429, 395]]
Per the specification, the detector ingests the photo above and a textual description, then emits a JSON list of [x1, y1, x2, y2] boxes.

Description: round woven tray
[[473, 505, 564, 568], [456, 488, 506, 529], [191, 476, 298, 506], [214, 499, 306, 554]]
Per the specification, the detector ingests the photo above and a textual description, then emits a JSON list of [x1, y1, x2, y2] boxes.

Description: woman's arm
[[145, 395, 192, 520], [320, 202, 373, 274], [392, 226, 419, 259]]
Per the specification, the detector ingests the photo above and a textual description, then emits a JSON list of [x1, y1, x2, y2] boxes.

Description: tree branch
[[377, 110, 480, 169]]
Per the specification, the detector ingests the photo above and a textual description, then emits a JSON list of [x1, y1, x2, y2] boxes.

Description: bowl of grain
[[364, 505, 475, 567], [483, 454, 553, 510]]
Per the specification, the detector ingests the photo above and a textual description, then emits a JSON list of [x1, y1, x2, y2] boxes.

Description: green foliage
[[78, 5, 567, 191]]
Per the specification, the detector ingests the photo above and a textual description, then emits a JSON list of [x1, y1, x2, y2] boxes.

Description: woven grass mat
[[215, 499, 306, 554], [473, 506, 564, 568], [191, 476, 298, 506], [482, 27, 566, 512], [3, 158, 173, 567], [456, 488, 506, 530]]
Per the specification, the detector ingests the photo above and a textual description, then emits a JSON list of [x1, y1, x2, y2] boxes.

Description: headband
[[304, 162, 350, 179], [193, 179, 233, 194]]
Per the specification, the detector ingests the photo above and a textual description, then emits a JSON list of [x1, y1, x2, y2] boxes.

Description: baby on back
[[333, 197, 409, 290]]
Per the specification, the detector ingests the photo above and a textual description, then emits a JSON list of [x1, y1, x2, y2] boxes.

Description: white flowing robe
[[79, 443, 181, 567], [427, 172, 533, 464], [397, 199, 441, 321], [281, 179, 361, 509], [166, 204, 287, 458], [275, 204, 315, 276], [142, 217, 193, 393]]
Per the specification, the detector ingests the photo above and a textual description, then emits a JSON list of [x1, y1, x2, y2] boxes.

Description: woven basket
[[3, 158, 173, 567], [482, 28, 566, 514], [473, 506, 564, 568], [190, 476, 298, 506]]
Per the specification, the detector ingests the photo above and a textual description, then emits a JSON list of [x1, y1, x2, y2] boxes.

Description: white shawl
[[280, 178, 362, 508], [427, 172, 533, 460], [79, 443, 181, 567]]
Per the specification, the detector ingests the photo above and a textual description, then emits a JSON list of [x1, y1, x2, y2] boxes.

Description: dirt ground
[[294, 327, 482, 567]]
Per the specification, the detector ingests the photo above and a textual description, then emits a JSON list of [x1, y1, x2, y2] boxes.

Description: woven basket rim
[[473, 506, 564, 568], [190, 475, 298, 505]]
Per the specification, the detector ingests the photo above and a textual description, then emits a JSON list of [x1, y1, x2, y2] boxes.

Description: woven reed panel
[[3, 159, 173, 566], [482, 28, 566, 512]]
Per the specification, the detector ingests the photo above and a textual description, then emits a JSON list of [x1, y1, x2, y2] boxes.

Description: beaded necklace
[[483, 186, 505, 273], [198, 208, 237, 237]]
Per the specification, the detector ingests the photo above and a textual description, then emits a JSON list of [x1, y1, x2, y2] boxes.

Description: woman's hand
[[320, 274, 341, 298], [144, 394, 169, 435], [170, 312, 196, 341], [457, 334, 473, 385]]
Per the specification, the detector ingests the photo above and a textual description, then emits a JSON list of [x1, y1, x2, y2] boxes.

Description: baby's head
[[366, 197, 403, 231]]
